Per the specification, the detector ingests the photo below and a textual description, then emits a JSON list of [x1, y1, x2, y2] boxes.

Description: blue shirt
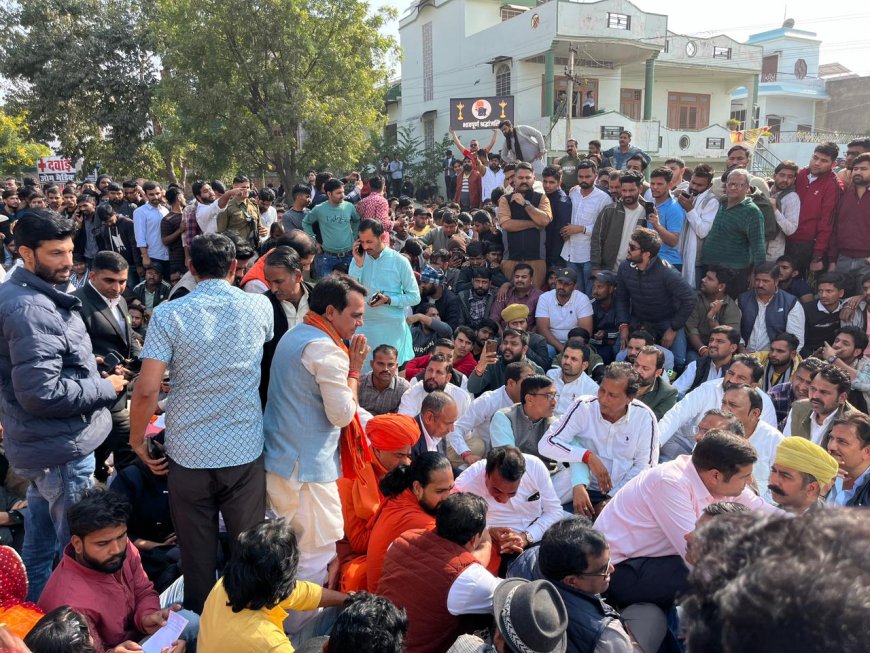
[[648, 195, 685, 266], [827, 465, 870, 506], [142, 279, 274, 468], [133, 203, 170, 260]]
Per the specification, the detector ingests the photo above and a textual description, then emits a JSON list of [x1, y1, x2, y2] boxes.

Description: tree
[[0, 0, 161, 178], [0, 110, 51, 176], [155, 0, 398, 190]]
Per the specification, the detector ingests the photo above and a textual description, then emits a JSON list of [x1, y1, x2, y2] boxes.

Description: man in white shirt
[[560, 160, 610, 295], [719, 384, 784, 503], [659, 354, 777, 460], [447, 361, 536, 465], [539, 363, 659, 518], [767, 162, 801, 261], [481, 154, 505, 202], [132, 181, 170, 278], [546, 339, 598, 417], [676, 165, 719, 288], [738, 261, 805, 354], [535, 267, 593, 358], [399, 354, 472, 419], [455, 447, 563, 564]]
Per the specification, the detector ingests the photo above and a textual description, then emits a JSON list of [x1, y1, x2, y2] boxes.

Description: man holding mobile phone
[[349, 219, 420, 371]]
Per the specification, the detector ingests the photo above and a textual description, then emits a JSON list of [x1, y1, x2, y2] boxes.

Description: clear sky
[[371, 0, 870, 76]]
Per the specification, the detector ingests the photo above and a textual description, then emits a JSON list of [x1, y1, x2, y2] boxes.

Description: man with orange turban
[[336, 413, 420, 591]]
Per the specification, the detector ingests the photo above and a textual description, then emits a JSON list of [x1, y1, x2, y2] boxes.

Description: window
[[620, 88, 642, 121], [384, 123, 398, 146], [713, 47, 732, 60], [667, 92, 710, 130], [495, 64, 511, 97], [424, 120, 435, 151], [730, 109, 746, 130], [762, 55, 778, 82], [422, 22, 433, 102], [607, 12, 630, 30], [501, 5, 527, 21]]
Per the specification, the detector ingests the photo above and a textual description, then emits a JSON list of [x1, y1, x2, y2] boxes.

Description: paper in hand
[[142, 611, 188, 653]]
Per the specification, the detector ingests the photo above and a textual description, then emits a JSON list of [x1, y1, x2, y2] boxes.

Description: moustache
[[768, 484, 784, 496]]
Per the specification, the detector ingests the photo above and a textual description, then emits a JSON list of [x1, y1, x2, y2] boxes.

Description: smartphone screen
[[485, 339, 498, 354], [644, 202, 655, 218]]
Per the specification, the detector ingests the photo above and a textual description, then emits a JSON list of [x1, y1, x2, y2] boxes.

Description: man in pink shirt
[[39, 489, 194, 653], [595, 430, 780, 608]]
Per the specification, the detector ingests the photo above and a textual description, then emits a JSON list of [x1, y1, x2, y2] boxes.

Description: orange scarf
[[303, 311, 371, 480]]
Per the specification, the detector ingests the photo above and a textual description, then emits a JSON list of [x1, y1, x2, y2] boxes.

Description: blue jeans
[[314, 253, 352, 279], [16, 454, 96, 601], [565, 261, 591, 296]]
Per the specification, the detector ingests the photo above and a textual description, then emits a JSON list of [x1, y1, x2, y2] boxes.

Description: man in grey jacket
[[0, 209, 127, 599], [499, 120, 547, 176]]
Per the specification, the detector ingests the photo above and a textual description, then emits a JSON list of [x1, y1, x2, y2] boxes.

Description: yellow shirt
[[198, 578, 323, 652], [409, 224, 432, 238]]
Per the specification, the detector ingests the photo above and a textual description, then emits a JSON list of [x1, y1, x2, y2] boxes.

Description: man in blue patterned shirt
[[129, 233, 274, 613]]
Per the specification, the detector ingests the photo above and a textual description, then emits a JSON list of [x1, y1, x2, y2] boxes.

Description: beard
[[34, 258, 72, 285], [80, 548, 126, 574], [423, 379, 446, 393]]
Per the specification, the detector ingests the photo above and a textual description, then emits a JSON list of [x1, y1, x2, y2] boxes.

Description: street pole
[[565, 44, 576, 144]]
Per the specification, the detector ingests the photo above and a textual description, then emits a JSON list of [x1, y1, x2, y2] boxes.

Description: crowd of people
[[0, 127, 868, 653]]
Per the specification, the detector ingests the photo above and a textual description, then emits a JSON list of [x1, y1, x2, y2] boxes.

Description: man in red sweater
[[786, 142, 844, 276], [39, 490, 194, 653], [830, 153, 870, 295]]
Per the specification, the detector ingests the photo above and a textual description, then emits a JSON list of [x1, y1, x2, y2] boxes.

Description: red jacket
[[454, 170, 483, 209], [39, 542, 160, 652], [404, 352, 477, 381], [829, 187, 870, 259], [789, 168, 843, 257]]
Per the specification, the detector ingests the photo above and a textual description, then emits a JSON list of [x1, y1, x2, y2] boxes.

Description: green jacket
[[637, 376, 678, 421], [787, 399, 860, 449], [217, 197, 261, 245]]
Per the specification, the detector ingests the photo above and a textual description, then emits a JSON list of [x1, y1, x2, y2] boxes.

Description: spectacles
[[627, 244, 640, 251], [531, 392, 559, 401], [579, 558, 613, 577]]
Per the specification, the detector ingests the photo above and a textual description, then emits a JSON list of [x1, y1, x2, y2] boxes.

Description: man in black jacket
[[73, 251, 141, 482], [616, 227, 696, 371], [95, 202, 142, 288]]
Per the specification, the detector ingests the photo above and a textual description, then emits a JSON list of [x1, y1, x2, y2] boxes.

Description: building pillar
[[643, 53, 657, 121], [544, 46, 555, 119], [749, 74, 760, 128]]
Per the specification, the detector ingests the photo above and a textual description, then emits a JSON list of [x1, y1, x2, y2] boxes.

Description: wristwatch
[[523, 199, 532, 207], [523, 531, 534, 545], [827, 355, 837, 364]]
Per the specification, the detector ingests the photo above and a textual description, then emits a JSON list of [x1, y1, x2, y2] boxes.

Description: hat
[[592, 270, 618, 285], [366, 414, 421, 451], [501, 303, 530, 323], [420, 265, 445, 285], [493, 579, 568, 653], [554, 267, 578, 283], [774, 437, 840, 486]]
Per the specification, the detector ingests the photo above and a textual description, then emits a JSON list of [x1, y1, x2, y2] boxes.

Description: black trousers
[[606, 555, 689, 610], [94, 407, 136, 482], [167, 455, 266, 613]]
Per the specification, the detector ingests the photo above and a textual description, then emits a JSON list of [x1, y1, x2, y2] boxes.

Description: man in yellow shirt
[[199, 520, 347, 652]]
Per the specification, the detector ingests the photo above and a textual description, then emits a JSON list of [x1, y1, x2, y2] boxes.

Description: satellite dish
[[783, 18, 795, 28]]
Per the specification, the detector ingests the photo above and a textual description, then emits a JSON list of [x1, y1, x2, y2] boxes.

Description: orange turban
[[366, 414, 420, 451]]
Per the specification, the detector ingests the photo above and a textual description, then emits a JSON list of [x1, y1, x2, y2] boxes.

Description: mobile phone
[[102, 351, 123, 371], [644, 202, 656, 218], [368, 292, 383, 306], [680, 190, 692, 199], [357, 242, 365, 256], [485, 339, 498, 354]]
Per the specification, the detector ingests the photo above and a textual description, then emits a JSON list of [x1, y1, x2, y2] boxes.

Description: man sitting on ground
[[455, 446, 563, 569], [378, 493, 498, 653], [39, 489, 197, 652], [358, 345, 411, 416], [674, 325, 739, 397], [468, 328, 544, 396], [398, 354, 471, 419], [594, 430, 779, 611], [768, 437, 839, 514], [632, 345, 678, 420], [199, 519, 347, 652], [509, 518, 666, 653], [501, 303, 551, 370], [546, 339, 599, 417], [768, 357, 825, 429]]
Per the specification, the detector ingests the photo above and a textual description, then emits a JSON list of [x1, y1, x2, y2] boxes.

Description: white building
[[730, 19, 830, 141], [388, 0, 762, 169]]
